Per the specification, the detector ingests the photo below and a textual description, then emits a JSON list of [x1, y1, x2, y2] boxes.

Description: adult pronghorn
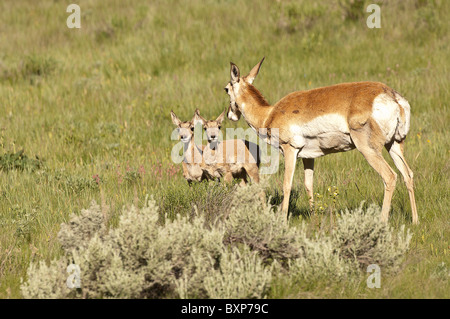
[[224, 58, 418, 224]]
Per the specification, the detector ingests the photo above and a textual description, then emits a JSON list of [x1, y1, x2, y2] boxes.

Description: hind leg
[[386, 141, 418, 224], [351, 128, 397, 223], [302, 158, 314, 210]]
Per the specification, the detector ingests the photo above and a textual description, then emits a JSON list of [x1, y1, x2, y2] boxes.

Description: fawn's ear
[[193, 109, 206, 127], [244, 57, 265, 84], [170, 111, 182, 126], [216, 110, 225, 125], [230, 62, 240, 84]]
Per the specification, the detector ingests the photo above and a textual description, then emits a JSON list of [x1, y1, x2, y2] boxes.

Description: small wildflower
[[92, 174, 100, 185], [138, 165, 146, 176]]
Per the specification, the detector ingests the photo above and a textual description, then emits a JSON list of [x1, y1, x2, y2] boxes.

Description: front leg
[[182, 162, 190, 181], [224, 171, 233, 183], [302, 158, 314, 210], [280, 144, 299, 217]]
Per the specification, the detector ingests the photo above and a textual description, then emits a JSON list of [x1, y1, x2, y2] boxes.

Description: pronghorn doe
[[224, 58, 418, 224], [170, 111, 211, 185], [195, 109, 260, 185]]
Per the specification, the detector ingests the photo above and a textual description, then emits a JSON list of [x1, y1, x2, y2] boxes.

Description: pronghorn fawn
[[224, 57, 418, 224], [170, 111, 212, 185], [195, 109, 260, 185]]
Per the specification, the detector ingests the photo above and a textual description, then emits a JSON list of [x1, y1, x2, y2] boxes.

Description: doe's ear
[[216, 110, 225, 125], [170, 111, 181, 126], [245, 57, 265, 84], [230, 62, 240, 84]]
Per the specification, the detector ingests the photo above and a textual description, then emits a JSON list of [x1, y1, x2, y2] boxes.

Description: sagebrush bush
[[21, 184, 413, 299], [57, 201, 107, 253], [202, 246, 273, 299], [287, 233, 358, 285], [21, 258, 74, 299], [56, 199, 224, 298], [333, 203, 412, 273], [223, 183, 302, 264]]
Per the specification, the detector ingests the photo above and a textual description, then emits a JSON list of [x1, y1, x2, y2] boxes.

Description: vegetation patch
[[21, 184, 412, 299], [0, 150, 43, 172]]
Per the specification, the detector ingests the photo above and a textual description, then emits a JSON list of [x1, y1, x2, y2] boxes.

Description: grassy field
[[0, 0, 449, 298]]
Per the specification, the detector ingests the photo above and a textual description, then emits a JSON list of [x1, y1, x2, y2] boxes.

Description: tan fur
[[239, 81, 388, 138], [195, 109, 260, 185], [225, 59, 418, 224], [170, 111, 211, 184]]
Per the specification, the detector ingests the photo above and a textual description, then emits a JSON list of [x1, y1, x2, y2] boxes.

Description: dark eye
[[218, 126, 221, 130], [190, 127, 194, 131]]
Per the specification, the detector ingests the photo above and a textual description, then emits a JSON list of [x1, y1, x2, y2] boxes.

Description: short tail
[[393, 91, 411, 142]]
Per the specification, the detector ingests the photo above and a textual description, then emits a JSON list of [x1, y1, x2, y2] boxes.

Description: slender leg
[[351, 129, 397, 223], [281, 144, 299, 216], [239, 174, 247, 186], [387, 141, 418, 224], [224, 171, 233, 183], [302, 158, 315, 210], [244, 164, 260, 184]]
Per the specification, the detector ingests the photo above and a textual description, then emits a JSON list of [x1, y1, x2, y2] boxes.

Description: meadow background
[[0, 0, 448, 298]]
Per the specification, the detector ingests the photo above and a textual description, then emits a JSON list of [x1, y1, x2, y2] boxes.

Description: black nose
[[211, 135, 216, 139], [224, 87, 228, 93]]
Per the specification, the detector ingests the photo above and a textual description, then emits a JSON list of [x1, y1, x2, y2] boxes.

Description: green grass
[[0, 0, 449, 298]]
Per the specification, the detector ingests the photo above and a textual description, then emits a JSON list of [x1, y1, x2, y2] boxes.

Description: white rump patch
[[372, 93, 401, 143]]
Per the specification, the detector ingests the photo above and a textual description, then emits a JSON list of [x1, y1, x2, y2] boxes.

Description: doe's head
[[225, 57, 265, 122]]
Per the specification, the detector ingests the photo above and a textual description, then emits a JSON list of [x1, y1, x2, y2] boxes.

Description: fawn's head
[[170, 111, 195, 143], [225, 57, 266, 121], [194, 109, 225, 144]]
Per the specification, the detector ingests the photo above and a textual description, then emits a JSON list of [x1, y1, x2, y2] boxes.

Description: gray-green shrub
[[223, 183, 302, 264], [202, 246, 273, 299], [57, 201, 106, 253], [287, 227, 358, 284], [333, 203, 412, 273], [21, 184, 413, 299]]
